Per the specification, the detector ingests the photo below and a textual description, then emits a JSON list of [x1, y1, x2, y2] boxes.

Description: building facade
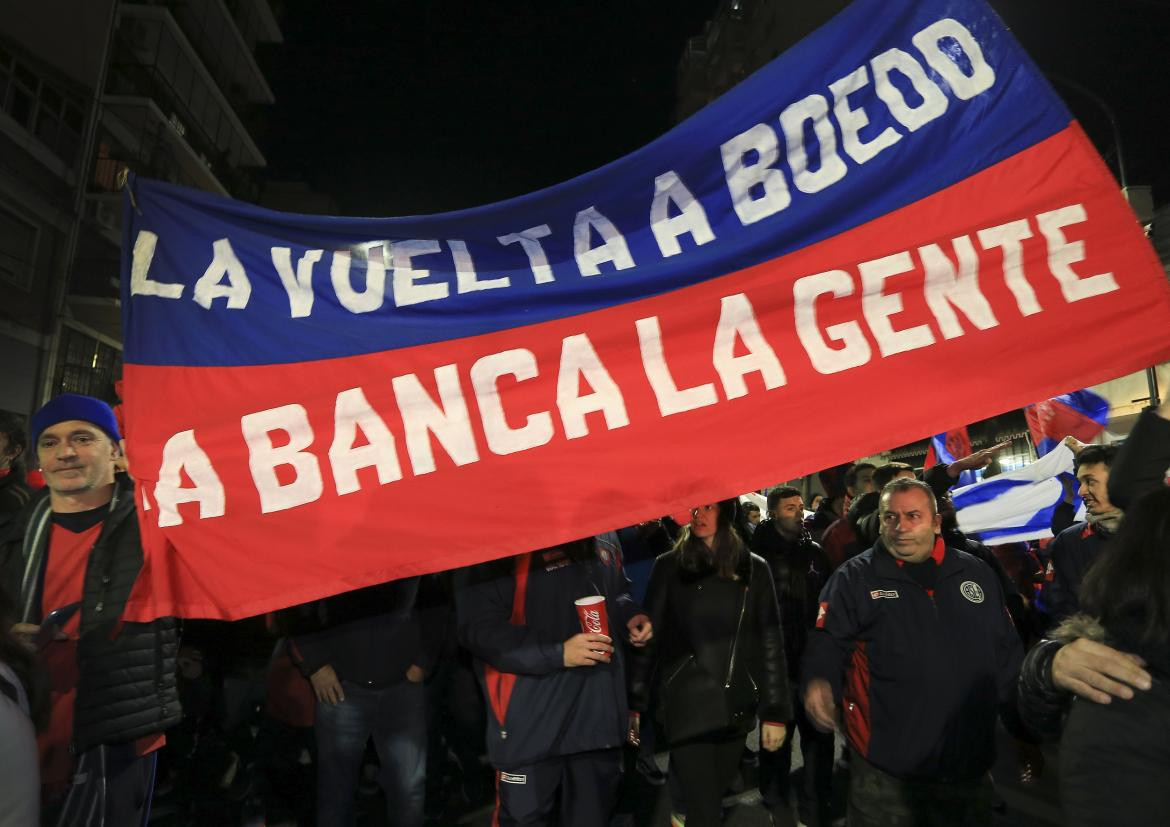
[[0, 0, 282, 422]]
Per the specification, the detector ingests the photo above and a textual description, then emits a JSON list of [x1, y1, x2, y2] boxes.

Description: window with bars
[[53, 326, 122, 405], [0, 43, 86, 166]]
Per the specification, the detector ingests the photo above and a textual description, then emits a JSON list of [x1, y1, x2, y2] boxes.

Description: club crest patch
[[960, 581, 985, 604], [869, 589, 899, 600]]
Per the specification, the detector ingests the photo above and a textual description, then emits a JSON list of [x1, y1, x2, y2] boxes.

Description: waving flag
[[923, 427, 977, 486], [1025, 388, 1110, 456], [120, 0, 1170, 619], [953, 444, 1079, 544]]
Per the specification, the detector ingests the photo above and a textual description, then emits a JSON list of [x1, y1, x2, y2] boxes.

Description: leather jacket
[[629, 545, 791, 727]]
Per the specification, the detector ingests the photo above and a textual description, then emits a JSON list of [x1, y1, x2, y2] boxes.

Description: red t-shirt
[[38, 515, 163, 791]]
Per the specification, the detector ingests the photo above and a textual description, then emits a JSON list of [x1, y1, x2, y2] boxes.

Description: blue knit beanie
[[30, 393, 122, 446]]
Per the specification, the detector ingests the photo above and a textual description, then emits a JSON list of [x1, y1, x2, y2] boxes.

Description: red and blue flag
[[118, 0, 1170, 619], [1025, 389, 1110, 456]]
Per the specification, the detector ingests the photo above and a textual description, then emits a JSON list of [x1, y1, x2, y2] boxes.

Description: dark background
[[259, 0, 1170, 217]]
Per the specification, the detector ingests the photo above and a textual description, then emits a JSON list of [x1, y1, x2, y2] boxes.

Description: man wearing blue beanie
[[1, 393, 180, 826]]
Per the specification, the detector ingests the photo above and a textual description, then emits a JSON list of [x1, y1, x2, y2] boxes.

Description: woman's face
[[691, 503, 720, 544]]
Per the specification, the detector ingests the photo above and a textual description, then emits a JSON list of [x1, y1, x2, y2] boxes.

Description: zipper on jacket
[[725, 585, 749, 689]]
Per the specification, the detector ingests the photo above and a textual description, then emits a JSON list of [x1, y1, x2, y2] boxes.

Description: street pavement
[[460, 722, 1064, 826]]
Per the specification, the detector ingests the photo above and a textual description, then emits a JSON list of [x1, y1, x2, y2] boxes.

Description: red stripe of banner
[[123, 123, 1170, 620]]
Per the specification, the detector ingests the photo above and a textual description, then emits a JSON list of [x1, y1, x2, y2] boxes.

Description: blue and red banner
[[923, 427, 976, 486], [120, 0, 1170, 619], [1025, 388, 1110, 456]]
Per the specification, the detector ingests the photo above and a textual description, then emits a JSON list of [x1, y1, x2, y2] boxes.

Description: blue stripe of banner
[[122, 0, 1070, 367]]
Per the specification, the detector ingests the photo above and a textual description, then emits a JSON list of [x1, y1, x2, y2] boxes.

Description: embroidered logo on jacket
[[815, 601, 828, 628], [869, 589, 899, 599], [960, 581, 985, 603], [500, 772, 527, 784]]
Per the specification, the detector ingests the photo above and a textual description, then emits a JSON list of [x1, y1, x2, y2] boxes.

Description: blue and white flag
[[953, 443, 1082, 544]]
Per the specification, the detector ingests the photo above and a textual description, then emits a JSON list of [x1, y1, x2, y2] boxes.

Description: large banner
[[120, 0, 1170, 620]]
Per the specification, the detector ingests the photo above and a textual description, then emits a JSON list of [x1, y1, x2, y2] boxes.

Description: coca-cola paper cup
[[574, 595, 610, 638]]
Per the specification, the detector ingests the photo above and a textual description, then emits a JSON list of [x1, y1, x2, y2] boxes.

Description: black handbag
[[657, 583, 758, 743]]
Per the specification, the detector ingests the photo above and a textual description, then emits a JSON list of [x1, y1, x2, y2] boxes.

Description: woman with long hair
[[630, 499, 791, 826], [1057, 485, 1170, 826]]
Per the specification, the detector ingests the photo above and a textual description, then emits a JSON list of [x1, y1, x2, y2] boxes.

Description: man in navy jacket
[[802, 478, 1022, 826], [455, 532, 651, 827]]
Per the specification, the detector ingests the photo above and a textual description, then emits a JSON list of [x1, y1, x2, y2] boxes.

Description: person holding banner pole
[[0, 394, 181, 827], [455, 532, 650, 827]]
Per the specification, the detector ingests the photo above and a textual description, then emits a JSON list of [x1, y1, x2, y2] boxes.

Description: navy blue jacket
[[1041, 521, 1112, 624], [455, 533, 639, 767], [802, 539, 1022, 781]]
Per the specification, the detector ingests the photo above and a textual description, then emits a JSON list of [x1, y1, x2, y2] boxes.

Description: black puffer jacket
[[630, 546, 791, 729], [750, 525, 830, 682], [0, 477, 180, 750]]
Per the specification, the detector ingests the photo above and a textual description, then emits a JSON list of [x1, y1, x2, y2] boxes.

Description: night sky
[[260, 0, 1170, 217]]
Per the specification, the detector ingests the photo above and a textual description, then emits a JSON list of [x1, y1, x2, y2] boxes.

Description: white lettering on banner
[[331, 244, 386, 314], [650, 170, 716, 258], [860, 251, 937, 357], [780, 95, 848, 195], [1035, 205, 1120, 302], [132, 17, 1003, 321], [793, 270, 873, 374], [912, 18, 997, 101], [470, 349, 554, 456], [272, 247, 324, 318], [556, 333, 630, 439], [919, 235, 999, 338], [154, 430, 225, 526], [574, 207, 636, 276], [635, 316, 719, 416], [830, 65, 903, 165], [870, 47, 949, 132], [194, 238, 251, 310], [130, 231, 184, 299], [391, 239, 447, 307], [712, 293, 787, 399], [976, 220, 1041, 316], [151, 200, 1129, 525], [720, 123, 792, 225], [497, 225, 555, 284], [329, 388, 402, 495], [241, 405, 324, 514], [391, 365, 480, 475], [450, 239, 510, 293]]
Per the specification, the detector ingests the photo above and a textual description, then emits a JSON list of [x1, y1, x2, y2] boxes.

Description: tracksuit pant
[[492, 747, 622, 827]]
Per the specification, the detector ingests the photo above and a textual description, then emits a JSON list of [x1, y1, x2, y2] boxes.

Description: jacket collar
[[870, 536, 963, 582], [677, 542, 754, 584], [16, 474, 137, 622]]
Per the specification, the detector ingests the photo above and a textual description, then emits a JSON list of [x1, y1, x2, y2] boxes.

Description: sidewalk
[[461, 723, 1063, 826]]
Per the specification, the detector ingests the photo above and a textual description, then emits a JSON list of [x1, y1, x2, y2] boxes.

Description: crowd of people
[[0, 391, 1168, 827]]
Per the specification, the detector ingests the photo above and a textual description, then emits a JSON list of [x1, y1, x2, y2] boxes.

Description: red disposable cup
[[575, 595, 610, 638]]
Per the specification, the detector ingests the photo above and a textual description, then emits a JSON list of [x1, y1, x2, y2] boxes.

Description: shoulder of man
[[825, 547, 879, 589], [1052, 520, 1090, 546]]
